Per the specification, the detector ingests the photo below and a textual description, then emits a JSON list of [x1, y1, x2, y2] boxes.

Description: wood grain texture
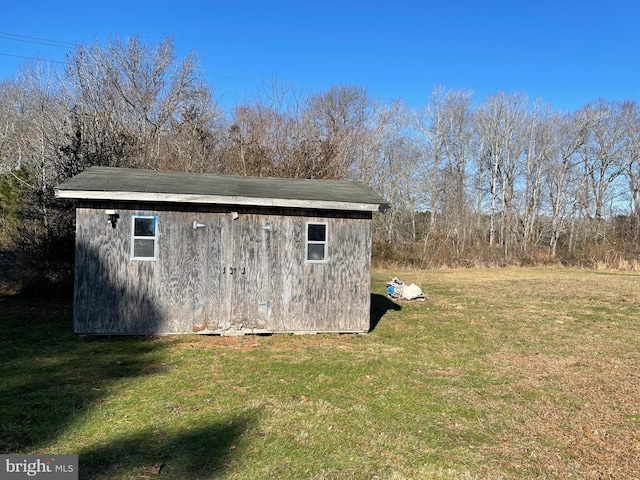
[[73, 202, 372, 334], [269, 214, 305, 331], [229, 214, 270, 331]]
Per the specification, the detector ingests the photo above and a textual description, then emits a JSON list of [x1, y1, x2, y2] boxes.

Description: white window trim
[[131, 215, 158, 261], [305, 221, 328, 264]]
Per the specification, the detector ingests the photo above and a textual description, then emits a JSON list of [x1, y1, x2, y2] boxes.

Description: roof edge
[[55, 189, 386, 212]]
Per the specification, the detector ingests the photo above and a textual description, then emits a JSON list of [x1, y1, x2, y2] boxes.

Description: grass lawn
[[1, 267, 640, 479]]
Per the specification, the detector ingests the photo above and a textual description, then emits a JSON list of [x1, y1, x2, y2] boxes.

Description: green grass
[[2, 267, 640, 479]]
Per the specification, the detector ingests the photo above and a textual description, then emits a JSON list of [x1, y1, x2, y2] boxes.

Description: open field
[[1, 267, 639, 479]]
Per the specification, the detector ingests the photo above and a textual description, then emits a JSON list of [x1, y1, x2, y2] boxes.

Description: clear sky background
[[0, 0, 638, 112]]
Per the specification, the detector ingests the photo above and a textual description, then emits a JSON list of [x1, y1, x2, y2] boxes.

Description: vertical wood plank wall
[[73, 201, 372, 334]]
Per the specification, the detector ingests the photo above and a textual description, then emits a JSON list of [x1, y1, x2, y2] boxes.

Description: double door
[[190, 212, 272, 333]]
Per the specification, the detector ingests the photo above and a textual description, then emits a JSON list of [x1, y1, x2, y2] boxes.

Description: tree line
[[1, 36, 639, 292]]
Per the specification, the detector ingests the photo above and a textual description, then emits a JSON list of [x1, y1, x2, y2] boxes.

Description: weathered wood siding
[[73, 202, 372, 334], [269, 210, 372, 332]]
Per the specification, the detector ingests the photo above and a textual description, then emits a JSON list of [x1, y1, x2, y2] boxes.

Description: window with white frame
[[132, 216, 158, 260], [306, 222, 328, 263]]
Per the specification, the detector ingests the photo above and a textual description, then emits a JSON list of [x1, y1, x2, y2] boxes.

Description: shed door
[[190, 213, 230, 332], [187, 212, 271, 333], [227, 214, 271, 331]]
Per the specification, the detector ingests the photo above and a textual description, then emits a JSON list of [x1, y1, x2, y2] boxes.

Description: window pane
[[134, 239, 155, 258], [308, 224, 326, 242], [307, 244, 325, 261], [134, 217, 155, 236]]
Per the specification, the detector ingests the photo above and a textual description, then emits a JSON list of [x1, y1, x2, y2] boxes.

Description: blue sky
[[0, 0, 638, 112]]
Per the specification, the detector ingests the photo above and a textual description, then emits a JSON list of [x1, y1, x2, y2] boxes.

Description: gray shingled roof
[[55, 167, 389, 212]]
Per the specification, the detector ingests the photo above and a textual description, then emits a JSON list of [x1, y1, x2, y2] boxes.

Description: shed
[[55, 166, 389, 335]]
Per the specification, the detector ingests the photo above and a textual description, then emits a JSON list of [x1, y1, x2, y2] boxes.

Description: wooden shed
[[55, 167, 389, 335]]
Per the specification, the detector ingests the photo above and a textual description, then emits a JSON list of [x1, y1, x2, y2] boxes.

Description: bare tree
[[4, 32, 640, 271], [64, 35, 215, 171], [475, 93, 528, 256], [520, 101, 555, 253], [417, 87, 475, 256], [226, 99, 283, 177], [9, 62, 70, 227], [621, 101, 640, 241], [573, 101, 627, 248], [0, 80, 26, 173], [0, 79, 32, 249], [0, 61, 80, 291], [545, 109, 592, 257], [225, 83, 378, 181], [224, 79, 311, 178], [591, 102, 627, 216], [301, 85, 372, 179], [372, 135, 427, 244], [166, 100, 225, 173]]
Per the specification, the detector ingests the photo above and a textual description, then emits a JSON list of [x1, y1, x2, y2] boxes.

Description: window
[[306, 222, 328, 263], [132, 216, 158, 260]]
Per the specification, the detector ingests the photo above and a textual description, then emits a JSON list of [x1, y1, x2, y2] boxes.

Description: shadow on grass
[[369, 293, 401, 332], [79, 414, 256, 479], [0, 237, 262, 479], [0, 238, 179, 455], [0, 296, 257, 478], [0, 294, 170, 453]]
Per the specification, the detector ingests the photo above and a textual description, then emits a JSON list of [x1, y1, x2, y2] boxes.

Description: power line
[[0, 32, 76, 48], [0, 32, 73, 74], [0, 52, 65, 65]]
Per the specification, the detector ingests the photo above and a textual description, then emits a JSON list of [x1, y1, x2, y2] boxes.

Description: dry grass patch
[[388, 268, 640, 479], [2, 267, 640, 479]]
